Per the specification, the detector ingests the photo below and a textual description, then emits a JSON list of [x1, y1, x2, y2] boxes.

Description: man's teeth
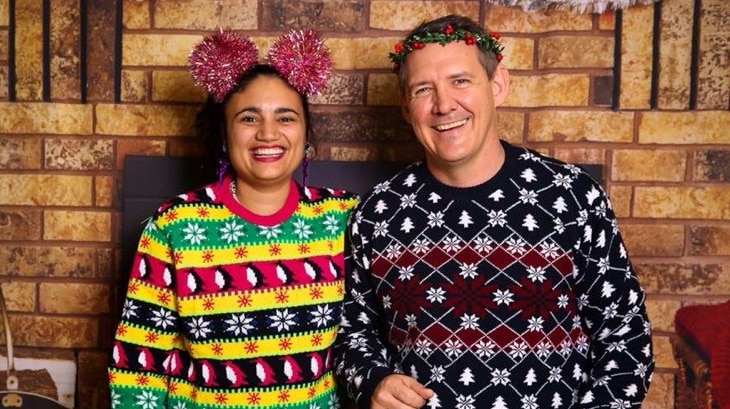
[[253, 148, 284, 156], [435, 119, 468, 131]]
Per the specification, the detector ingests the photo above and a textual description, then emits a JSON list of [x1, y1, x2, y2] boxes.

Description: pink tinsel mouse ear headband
[[188, 29, 333, 103]]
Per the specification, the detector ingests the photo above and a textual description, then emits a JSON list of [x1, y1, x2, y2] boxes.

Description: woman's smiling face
[[224, 74, 307, 190]]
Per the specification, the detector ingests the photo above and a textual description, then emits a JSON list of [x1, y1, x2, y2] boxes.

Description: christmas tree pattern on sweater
[[334, 141, 654, 409], [109, 175, 358, 409]]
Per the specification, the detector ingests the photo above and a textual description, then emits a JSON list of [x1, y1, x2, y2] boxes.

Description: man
[[333, 14, 654, 409]]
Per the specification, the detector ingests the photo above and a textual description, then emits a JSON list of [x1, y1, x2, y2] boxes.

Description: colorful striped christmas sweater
[[109, 174, 358, 409]]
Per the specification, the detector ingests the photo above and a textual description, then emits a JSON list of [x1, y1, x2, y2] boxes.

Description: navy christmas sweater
[[334, 141, 653, 409]]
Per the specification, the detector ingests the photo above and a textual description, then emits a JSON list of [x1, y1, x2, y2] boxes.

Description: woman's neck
[[232, 179, 292, 216]]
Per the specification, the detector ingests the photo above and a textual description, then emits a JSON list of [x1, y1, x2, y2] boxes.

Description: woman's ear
[[491, 64, 510, 107]]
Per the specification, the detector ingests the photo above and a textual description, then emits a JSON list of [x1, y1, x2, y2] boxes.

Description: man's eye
[[413, 87, 430, 96], [454, 78, 470, 85]]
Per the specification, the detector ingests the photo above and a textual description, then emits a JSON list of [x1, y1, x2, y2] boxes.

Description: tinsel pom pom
[[188, 31, 259, 102], [267, 30, 333, 96]]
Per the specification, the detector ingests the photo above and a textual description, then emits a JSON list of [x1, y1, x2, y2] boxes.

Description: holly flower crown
[[388, 23, 504, 72], [188, 29, 333, 102]]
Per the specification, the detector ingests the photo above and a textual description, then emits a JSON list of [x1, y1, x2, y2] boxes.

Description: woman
[[108, 30, 358, 409]]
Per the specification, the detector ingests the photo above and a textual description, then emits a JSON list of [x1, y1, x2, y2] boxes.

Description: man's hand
[[370, 374, 435, 409]]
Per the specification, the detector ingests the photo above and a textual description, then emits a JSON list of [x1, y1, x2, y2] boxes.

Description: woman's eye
[[240, 115, 257, 123]]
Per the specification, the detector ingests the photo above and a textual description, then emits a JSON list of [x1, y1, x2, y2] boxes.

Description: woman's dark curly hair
[[194, 64, 313, 181]]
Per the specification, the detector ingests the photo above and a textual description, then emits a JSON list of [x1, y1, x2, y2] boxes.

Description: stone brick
[[694, 150, 730, 182], [638, 111, 730, 144], [95, 176, 114, 207], [327, 37, 396, 70], [0, 137, 41, 169], [653, 335, 676, 369], [0, 0, 7, 25], [634, 186, 730, 219], [497, 111, 525, 145], [312, 108, 414, 143], [620, 223, 685, 256], [696, 0, 730, 109], [0, 30, 8, 61], [152, 70, 204, 103], [121, 70, 149, 103], [262, 0, 365, 31], [552, 148, 606, 167], [0, 66, 7, 99], [95, 104, 199, 137], [636, 262, 730, 295], [154, 0, 257, 30], [0, 246, 100, 277], [528, 110, 633, 142], [122, 34, 199, 67], [487, 5, 593, 32], [2, 280, 37, 312], [690, 225, 730, 256], [86, 0, 118, 101], [506, 75, 590, 108], [40, 283, 110, 314], [0, 174, 93, 206], [50, 1, 81, 100], [329, 146, 377, 162], [122, 0, 150, 29], [612, 149, 687, 182], [598, 10, 615, 30], [0, 102, 93, 134], [642, 372, 674, 409], [620, 4, 654, 109], [657, 0, 693, 110], [593, 75, 613, 106], [369, 1, 478, 30], [116, 139, 166, 168], [14, 0, 43, 100], [309, 73, 364, 105], [98, 248, 114, 279], [501, 37, 534, 71], [0, 210, 41, 241], [367, 73, 399, 106], [608, 186, 632, 218], [645, 298, 683, 332], [9, 315, 98, 348], [43, 210, 111, 242], [538, 35, 614, 69], [44, 138, 114, 171], [169, 137, 203, 158]]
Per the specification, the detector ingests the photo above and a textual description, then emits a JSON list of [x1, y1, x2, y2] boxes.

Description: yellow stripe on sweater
[[185, 327, 337, 359], [178, 280, 344, 315], [168, 371, 337, 406]]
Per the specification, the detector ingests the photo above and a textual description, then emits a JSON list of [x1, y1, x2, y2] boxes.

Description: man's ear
[[491, 64, 510, 107]]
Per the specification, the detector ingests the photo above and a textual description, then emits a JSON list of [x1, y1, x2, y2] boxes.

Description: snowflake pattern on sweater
[[109, 174, 358, 409], [334, 141, 654, 409]]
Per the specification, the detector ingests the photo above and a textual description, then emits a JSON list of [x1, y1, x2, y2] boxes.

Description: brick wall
[[0, 0, 727, 408]]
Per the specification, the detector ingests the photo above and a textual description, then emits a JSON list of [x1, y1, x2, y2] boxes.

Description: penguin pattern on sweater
[[109, 175, 358, 409], [334, 141, 654, 409]]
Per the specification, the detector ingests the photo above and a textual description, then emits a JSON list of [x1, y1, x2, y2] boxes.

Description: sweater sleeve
[[572, 185, 654, 408], [333, 210, 397, 409], [108, 217, 180, 408]]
